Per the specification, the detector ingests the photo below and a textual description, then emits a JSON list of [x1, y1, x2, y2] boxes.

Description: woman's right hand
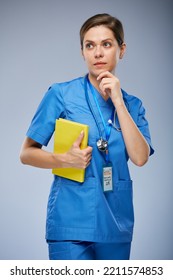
[[63, 131, 93, 169], [20, 132, 92, 170]]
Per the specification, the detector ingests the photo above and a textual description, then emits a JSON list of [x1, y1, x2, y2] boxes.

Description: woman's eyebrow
[[84, 38, 113, 43], [102, 38, 114, 42]]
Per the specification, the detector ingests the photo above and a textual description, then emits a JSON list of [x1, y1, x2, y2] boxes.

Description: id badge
[[102, 163, 113, 192]]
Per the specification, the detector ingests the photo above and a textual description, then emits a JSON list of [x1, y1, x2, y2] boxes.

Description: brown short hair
[[80, 13, 124, 49]]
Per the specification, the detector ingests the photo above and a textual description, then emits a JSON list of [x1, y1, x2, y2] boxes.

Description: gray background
[[0, 0, 172, 260]]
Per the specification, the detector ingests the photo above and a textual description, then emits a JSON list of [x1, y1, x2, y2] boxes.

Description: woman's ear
[[119, 43, 126, 59]]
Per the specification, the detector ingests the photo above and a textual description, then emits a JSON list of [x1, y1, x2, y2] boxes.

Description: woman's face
[[82, 25, 125, 79]]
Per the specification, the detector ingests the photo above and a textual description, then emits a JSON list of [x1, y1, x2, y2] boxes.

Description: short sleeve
[[26, 84, 65, 146], [135, 100, 154, 156]]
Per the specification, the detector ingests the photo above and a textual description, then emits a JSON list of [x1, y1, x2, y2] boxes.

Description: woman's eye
[[103, 42, 111, 47], [86, 43, 94, 49]]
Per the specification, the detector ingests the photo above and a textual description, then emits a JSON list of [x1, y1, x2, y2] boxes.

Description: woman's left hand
[[97, 71, 123, 107], [97, 72, 150, 167]]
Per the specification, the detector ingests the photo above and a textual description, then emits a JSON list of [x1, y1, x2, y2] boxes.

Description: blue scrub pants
[[47, 240, 131, 260]]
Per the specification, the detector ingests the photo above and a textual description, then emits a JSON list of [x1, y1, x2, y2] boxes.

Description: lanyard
[[84, 75, 114, 162]]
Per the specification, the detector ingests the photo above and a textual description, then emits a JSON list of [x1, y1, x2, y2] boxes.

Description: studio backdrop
[[0, 0, 172, 259]]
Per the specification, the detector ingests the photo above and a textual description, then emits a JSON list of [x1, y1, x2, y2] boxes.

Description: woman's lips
[[94, 62, 107, 67], [94, 62, 106, 65]]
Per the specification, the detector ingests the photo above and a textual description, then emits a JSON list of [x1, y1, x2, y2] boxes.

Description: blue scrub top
[[26, 75, 154, 243]]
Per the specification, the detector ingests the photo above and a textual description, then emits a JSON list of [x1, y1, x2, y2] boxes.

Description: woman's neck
[[88, 73, 109, 101], [88, 73, 100, 91]]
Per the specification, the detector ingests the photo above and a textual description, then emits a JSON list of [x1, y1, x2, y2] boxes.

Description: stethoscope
[[108, 110, 122, 132], [84, 74, 125, 153]]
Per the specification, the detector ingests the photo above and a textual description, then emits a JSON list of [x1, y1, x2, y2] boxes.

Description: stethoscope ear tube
[[108, 112, 122, 132], [84, 75, 103, 139]]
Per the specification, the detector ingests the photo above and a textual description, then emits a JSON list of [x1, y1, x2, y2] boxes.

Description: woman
[[20, 13, 154, 260]]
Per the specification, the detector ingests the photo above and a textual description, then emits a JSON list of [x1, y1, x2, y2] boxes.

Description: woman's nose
[[94, 45, 104, 58]]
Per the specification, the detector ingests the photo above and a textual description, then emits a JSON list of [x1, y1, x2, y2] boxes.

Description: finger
[[86, 156, 92, 167], [99, 78, 112, 90], [82, 150, 92, 168], [99, 78, 112, 85], [87, 155, 92, 164], [97, 71, 113, 81], [73, 131, 84, 147], [83, 146, 93, 155], [85, 152, 92, 161]]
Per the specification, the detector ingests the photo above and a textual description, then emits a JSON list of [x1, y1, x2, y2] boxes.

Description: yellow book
[[52, 118, 89, 182]]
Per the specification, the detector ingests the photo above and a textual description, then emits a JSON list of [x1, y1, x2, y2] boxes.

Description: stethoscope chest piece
[[97, 138, 108, 152]]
